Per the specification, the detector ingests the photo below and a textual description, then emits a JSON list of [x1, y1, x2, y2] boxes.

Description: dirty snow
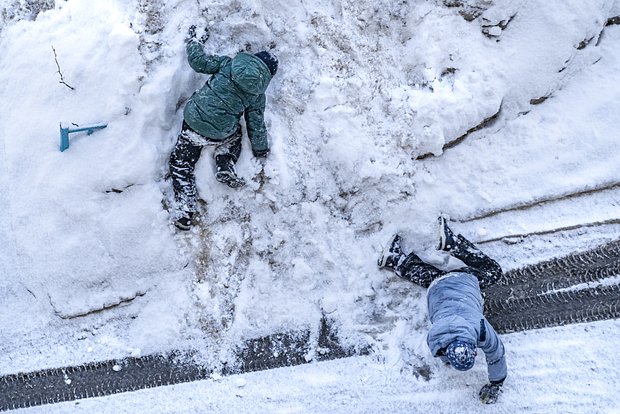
[[0, 0, 619, 412]]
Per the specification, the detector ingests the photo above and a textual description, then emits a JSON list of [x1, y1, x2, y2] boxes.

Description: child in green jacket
[[169, 26, 277, 230]]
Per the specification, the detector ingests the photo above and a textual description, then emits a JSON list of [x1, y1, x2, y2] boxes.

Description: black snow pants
[[395, 234, 503, 289], [169, 121, 242, 214]]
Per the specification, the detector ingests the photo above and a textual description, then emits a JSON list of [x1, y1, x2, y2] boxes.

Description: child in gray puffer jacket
[[378, 216, 507, 404]]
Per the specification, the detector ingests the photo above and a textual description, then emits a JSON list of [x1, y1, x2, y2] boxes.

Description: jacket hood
[[230, 52, 272, 95], [427, 314, 478, 356]]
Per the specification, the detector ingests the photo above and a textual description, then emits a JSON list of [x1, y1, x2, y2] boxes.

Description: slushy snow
[[1, 0, 620, 412]]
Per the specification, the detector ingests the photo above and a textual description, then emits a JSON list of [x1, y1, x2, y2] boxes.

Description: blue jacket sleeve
[[479, 319, 507, 383], [186, 41, 229, 74]]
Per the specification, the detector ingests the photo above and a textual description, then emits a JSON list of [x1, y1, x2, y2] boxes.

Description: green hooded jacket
[[183, 41, 272, 152]]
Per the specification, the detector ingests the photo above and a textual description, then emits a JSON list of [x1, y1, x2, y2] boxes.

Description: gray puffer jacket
[[426, 272, 507, 383]]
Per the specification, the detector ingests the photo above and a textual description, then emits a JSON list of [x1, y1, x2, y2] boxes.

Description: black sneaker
[[174, 212, 194, 231], [437, 215, 456, 251], [215, 170, 246, 188], [378, 234, 404, 269]]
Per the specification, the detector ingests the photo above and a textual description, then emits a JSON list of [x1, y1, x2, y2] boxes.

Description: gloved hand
[[186, 25, 209, 44], [479, 381, 503, 404], [186, 25, 197, 43], [253, 148, 270, 158]]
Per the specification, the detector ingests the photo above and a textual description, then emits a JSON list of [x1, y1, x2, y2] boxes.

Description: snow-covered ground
[[18, 319, 620, 413], [1, 0, 619, 412]]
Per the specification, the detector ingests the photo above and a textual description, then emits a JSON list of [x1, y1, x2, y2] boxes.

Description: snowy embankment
[[1, 0, 620, 412]]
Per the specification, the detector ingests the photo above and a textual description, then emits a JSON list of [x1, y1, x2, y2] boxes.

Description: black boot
[[378, 234, 405, 269], [215, 155, 245, 188]]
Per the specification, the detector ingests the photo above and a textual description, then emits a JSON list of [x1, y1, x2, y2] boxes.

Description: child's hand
[[186, 25, 197, 43]]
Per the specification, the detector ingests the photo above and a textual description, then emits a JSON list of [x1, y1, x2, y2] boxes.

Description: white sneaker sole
[[378, 234, 399, 267], [437, 215, 453, 251]]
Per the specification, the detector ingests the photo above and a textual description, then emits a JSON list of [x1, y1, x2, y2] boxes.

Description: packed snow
[[0, 0, 619, 412]]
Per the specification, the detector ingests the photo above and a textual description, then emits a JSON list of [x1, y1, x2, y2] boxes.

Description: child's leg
[[213, 126, 242, 163], [396, 252, 447, 288], [449, 234, 503, 289], [213, 127, 245, 188], [169, 127, 203, 214]]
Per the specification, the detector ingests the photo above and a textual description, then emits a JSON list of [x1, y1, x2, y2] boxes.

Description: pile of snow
[[1, 0, 619, 411]]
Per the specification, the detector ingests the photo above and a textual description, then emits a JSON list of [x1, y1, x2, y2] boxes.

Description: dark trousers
[[395, 234, 502, 289], [169, 122, 242, 213]]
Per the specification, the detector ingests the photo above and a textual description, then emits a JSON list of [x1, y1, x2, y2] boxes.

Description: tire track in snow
[[485, 239, 620, 334], [0, 318, 368, 412], [452, 183, 620, 249], [486, 284, 620, 334], [458, 182, 620, 225]]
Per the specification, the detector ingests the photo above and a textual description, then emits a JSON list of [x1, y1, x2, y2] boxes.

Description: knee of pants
[[170, 145, 202, 168]]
